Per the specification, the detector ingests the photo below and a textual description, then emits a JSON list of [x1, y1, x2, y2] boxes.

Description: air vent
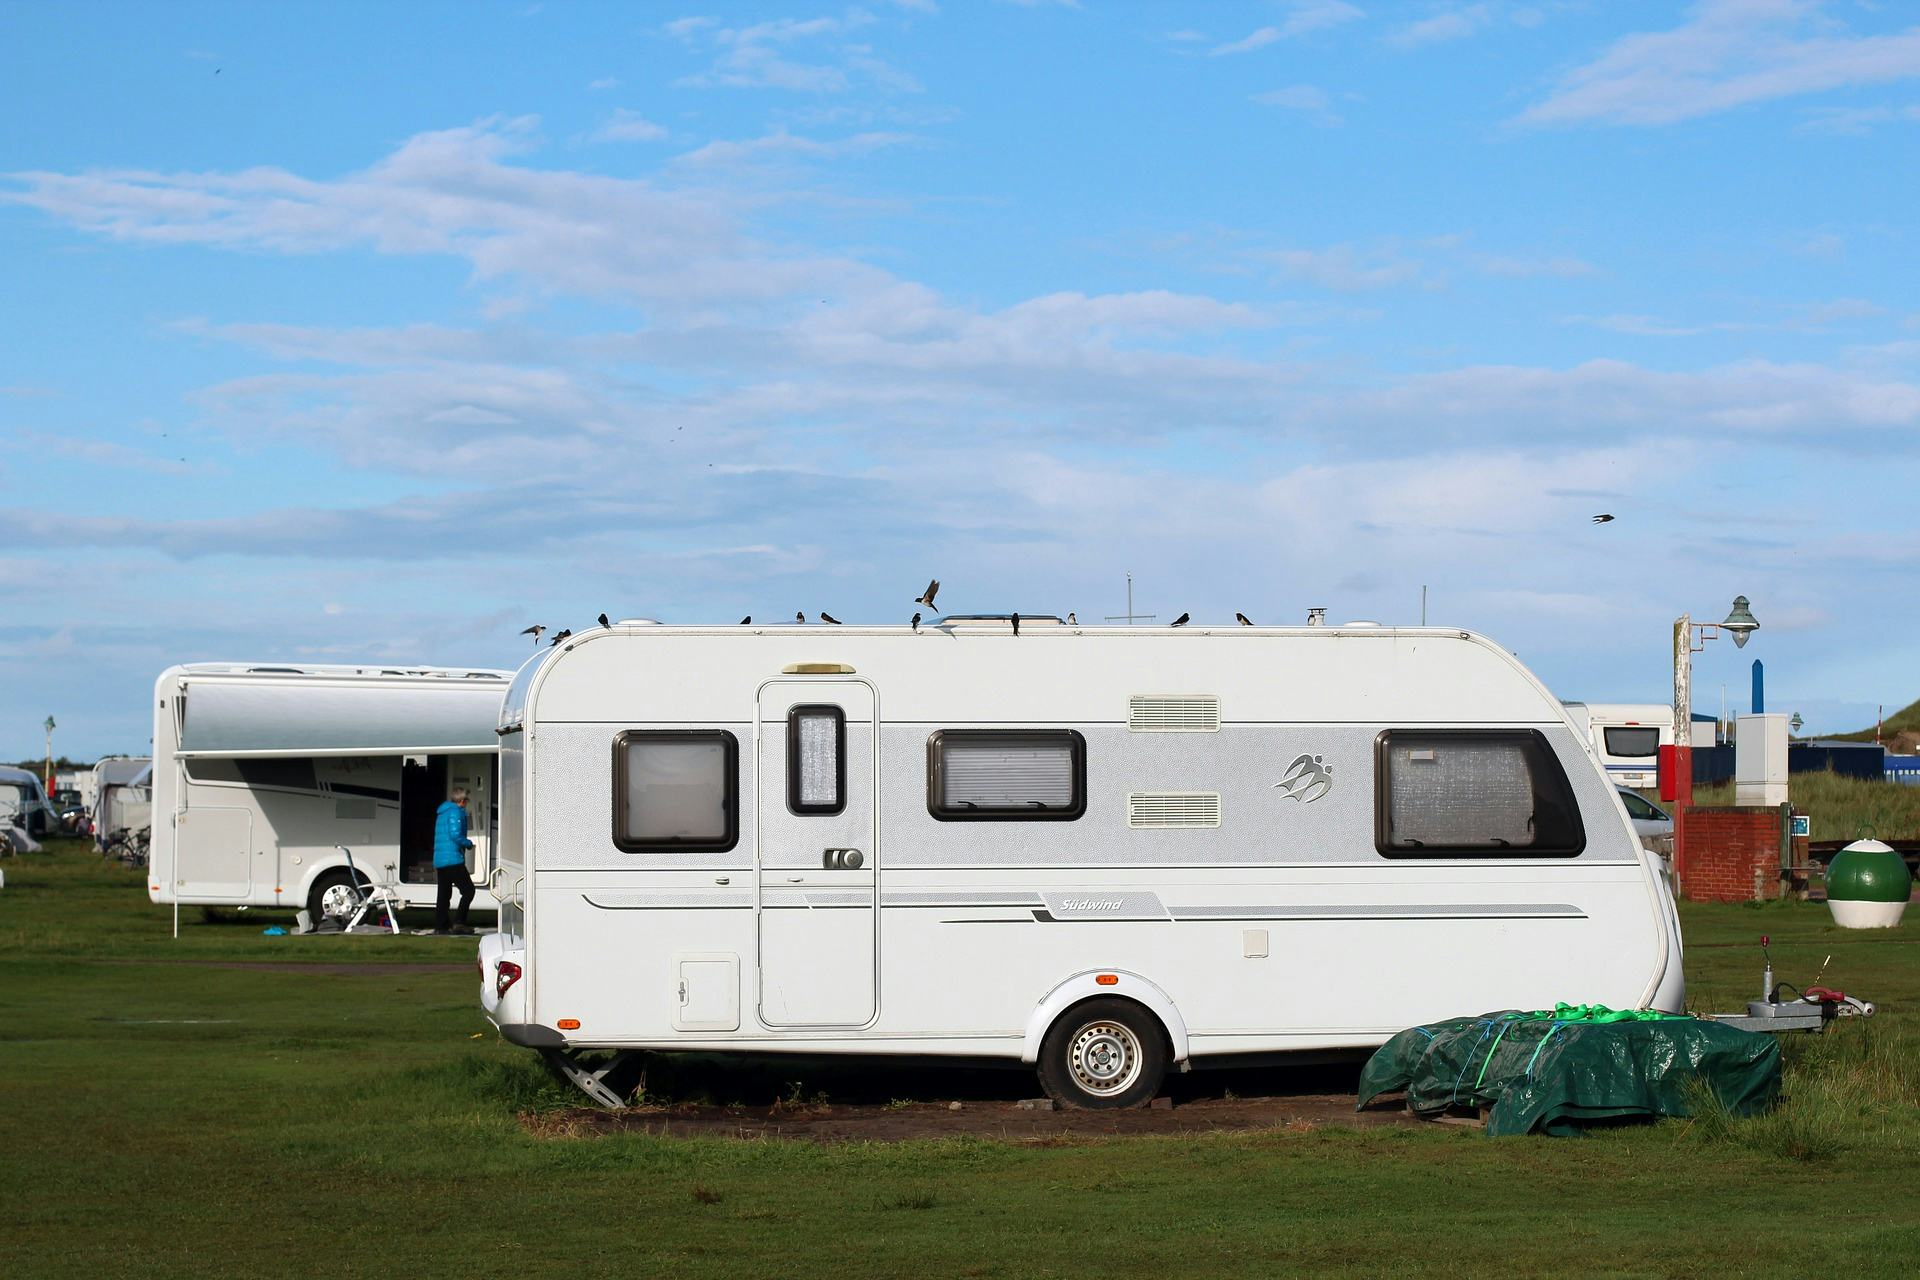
[[1127, 791, 1222, 829], [1128, 694, 1221, 732]]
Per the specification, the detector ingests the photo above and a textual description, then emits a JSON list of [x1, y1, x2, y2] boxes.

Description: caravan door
[[754, 680, 878, 1028], [176, 805, 253, 900]]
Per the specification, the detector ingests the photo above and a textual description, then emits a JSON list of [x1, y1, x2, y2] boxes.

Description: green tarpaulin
[[1356, 1004, 1781, 1136]]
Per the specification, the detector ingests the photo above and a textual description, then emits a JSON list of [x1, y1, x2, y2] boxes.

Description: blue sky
[[3, 0, 1918, 758]]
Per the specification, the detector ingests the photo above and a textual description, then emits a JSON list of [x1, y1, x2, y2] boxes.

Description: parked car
[[1617, 787, 1673, 848]]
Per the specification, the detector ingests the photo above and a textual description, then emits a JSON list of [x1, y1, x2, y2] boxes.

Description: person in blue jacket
[[434, 785, 477, 935]]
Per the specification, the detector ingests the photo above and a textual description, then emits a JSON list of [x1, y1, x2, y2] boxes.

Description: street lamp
[[1672, 597, 1760, 894], [1790, 712, 1804, 736], [43, 715, 56, 795]]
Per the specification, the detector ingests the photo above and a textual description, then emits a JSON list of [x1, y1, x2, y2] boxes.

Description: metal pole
[[1421, 585, 1427, 626], [1126, 573, 1133, 626], [1673, 614, 1693, 895]]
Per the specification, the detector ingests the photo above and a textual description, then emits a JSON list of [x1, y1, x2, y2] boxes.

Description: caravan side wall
[[494, 628, 1682, 1063]]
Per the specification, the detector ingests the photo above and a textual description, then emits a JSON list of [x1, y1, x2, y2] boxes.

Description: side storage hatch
[[672, 953, 740, 1032]]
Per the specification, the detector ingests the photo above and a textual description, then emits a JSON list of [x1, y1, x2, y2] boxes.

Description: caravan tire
[[1037, 998, 1168, 1110], [307, 869, 371, 922]]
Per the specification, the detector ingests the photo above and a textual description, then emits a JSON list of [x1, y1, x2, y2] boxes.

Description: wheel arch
[[1020, 970, 1189, 1065]]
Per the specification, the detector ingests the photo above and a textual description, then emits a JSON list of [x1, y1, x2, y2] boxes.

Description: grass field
[[4, 840, 1918, 1279], [1691, 771, 1920, 844]]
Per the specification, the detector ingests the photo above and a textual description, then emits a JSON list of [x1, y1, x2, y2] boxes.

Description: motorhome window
[[927, 730, 1085, 821], [1376, 730, 1584, 857], [182, 757, 320, 792], [612, 730, 739, 852], [786, 705, 846, 816], [1602, 726, 1660, 758]]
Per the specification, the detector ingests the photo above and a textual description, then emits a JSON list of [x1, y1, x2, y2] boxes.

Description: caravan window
[[612, 730, 739, 852], [1602, 726, 1660, 758], [1375, 730, 1584, 857], [786, 705, 846, 816], [927, 730, 1085, 821]]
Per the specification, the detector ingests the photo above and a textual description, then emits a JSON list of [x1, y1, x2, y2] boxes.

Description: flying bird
[[1592, 514, 1615, 524], [1011, 612, 1020, 637], [1236, 613, 1254, 626], [597, 613, 610, 628], [914, 579, 940, 609], [549, 629, 573, 645], [820, 612, 842, 625], [740, 615, 751, 625], [1170, 613, 1190, 628], [795, 610, 806, 624], [520, 625, 546, 645], [910, 612, 921, 632]]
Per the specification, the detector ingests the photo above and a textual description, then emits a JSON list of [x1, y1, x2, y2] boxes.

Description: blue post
[[1752, 659, 1764, 715]]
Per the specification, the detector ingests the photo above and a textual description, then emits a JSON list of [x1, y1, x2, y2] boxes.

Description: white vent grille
[[1127, 694, 1221, 732], [1127, 791, 1223, 829]]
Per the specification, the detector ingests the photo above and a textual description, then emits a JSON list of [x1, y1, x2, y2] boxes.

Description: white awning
[[177, 677, 507, 757]]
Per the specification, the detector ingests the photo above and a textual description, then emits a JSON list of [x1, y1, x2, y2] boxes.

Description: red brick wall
[[1679, 806, 1785, 903]]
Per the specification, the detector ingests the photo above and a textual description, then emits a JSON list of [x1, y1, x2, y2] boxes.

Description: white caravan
[[0, 766, 59, 839], [91, 756, 152, 847], [149, 664, 510, 921], [482, 618, 1686, 1109], [1561, 703, 1716, 790]]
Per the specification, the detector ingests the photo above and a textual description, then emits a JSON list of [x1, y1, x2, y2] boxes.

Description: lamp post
[[1672, 596, 1758, 894], [43, 715, 56, 794]]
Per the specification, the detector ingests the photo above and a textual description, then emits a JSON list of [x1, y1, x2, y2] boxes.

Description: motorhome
[[481, 618, 1686, 1109], [90, 756, 152, 848], [149, 664, 510, 921], [1561, 703, 1716, 790]]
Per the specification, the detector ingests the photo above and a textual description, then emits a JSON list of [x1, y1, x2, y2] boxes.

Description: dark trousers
[[436, 863, 476, 930]]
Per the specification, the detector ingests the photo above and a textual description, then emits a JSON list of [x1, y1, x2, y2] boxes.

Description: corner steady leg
[[541, 1048, 638, 1110]]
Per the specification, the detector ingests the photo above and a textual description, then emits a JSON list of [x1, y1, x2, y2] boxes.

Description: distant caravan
[[482, 618, 1685, 1109], [148, 664, 510, 921], [1561, 702, 1716, 790]]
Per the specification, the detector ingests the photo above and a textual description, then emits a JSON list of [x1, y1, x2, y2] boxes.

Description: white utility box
[[1735, 713, 1789, 808]]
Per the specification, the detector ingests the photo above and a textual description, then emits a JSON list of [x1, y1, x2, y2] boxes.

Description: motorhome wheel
[[308, 869, 370, 921], [1037, 998, 1168, 1109]]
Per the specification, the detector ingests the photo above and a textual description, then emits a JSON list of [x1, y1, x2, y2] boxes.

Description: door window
[[786, 705, 846, 816]]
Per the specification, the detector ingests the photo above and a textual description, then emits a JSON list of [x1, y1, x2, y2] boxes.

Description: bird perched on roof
[[914, 579, 940, 609], [549, 629, 572, 645], [820, 612, 842, 625], [1066, 612, 1076, 625], [1011, 612, 1020, 636], [740, 616, 751, 625], [520, 625, 546, 645], [910, 612, 921, 631], [1170, 613, 1190, 627], [1592, 513, 1615, 524], [597, 613, 610, 628], [1236, 613, 1253, 626], [795, 610, 806, 624]]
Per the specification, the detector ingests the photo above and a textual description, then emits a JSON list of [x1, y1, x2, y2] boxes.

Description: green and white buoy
[[1825, 839, 1912, 929]]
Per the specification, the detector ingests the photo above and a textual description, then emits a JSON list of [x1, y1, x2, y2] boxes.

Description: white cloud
[[669, 9, 921, 93], [1211, 1, 1363, 55], [1250, 84, 1343, 125], [1795, 101, 1920, 134], [591, 109, 668, 142], [586, 77, 620, 91], [1518, 0, 1920, 127], [1388, 4, 1492, 49], [1472, 252, 1598, 278], [1255, 242, 1426, 291], [673, 128, 919, 167]]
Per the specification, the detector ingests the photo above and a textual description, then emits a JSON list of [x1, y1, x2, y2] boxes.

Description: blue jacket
[[433, 800, 475, 869]]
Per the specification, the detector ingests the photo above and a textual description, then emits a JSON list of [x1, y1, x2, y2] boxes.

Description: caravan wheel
[[308, 869, 370, 921], [1037, 998, 1168, 1110]]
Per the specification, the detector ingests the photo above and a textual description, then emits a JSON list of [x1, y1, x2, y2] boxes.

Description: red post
[[1672, 740, 1692, 896]]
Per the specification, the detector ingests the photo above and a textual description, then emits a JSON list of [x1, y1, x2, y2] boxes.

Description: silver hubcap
[[319, 883, 363, 917], [1068, 1020, 1143, 1096]]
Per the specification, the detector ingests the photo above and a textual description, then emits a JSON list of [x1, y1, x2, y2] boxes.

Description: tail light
[[496, 959, 523, 998]]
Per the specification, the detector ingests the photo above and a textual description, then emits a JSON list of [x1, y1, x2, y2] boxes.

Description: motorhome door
[[755, 680, 877, 1028]]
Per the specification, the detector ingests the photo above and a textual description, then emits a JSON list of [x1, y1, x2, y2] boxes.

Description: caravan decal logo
[[1274, 754, 1334, 804]]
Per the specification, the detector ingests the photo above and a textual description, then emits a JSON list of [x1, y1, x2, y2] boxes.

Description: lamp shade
[[1722, 596, 1759, 648]]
